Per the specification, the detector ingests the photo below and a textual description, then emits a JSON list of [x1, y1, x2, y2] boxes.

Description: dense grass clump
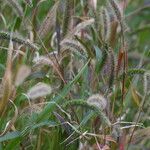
[[0, 0, 150, 149]]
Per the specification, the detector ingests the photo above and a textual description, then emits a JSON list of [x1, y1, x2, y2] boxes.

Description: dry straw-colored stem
[[0, 40, 13, 116]]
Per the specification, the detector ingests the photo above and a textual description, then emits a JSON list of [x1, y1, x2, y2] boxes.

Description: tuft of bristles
[[100, 7, 111, 42], [127, 69, 146, 76], [118, 68, 146, 80], [144, 72, 150, 95], [33, 51, 59, 68], [63, 18, 94, 40], [62, 0, 73, 37], [38, 1, 59, 38], [33, 55, 54, 66], [96, 48, 108, 73], [107, 0, 122, 22], [108, 48, 115, 91], [61, 39, 87, 57], [27, 82, 52, 100], [87, 94, 107, 110], [0, 31, 39, 50]]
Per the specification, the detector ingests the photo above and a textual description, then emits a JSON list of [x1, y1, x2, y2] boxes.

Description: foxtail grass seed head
[[61, 39, 86, 56], [127, 69, 146, 76], [87, 94, 107, 110], [62, 0, 73, 37], [15, 65, 31, 86], [0, 31, 39, 50], [27, 82, 52, 100], [108, 49, 115, 90], [100, 7, 110, 42], [38, 1, 59, 38], [64, 18, 94, 40], [107, 0, 122, 22], [88, 0, 97, 10], [144, 72, 150, 95], [33, 55, 53, 66]]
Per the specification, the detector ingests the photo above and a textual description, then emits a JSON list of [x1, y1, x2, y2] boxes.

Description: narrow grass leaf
[[0, 131, 21, 142]]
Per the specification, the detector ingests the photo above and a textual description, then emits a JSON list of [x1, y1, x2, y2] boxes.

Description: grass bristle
[[0, 31, 39, 50], [38, 1, 59, 38], [27, 82, 52, 100], [87, 94, 107, 110], [144, 72, 150, 95], [100, 7, 111, 42], [107, 0, 122, 22]]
